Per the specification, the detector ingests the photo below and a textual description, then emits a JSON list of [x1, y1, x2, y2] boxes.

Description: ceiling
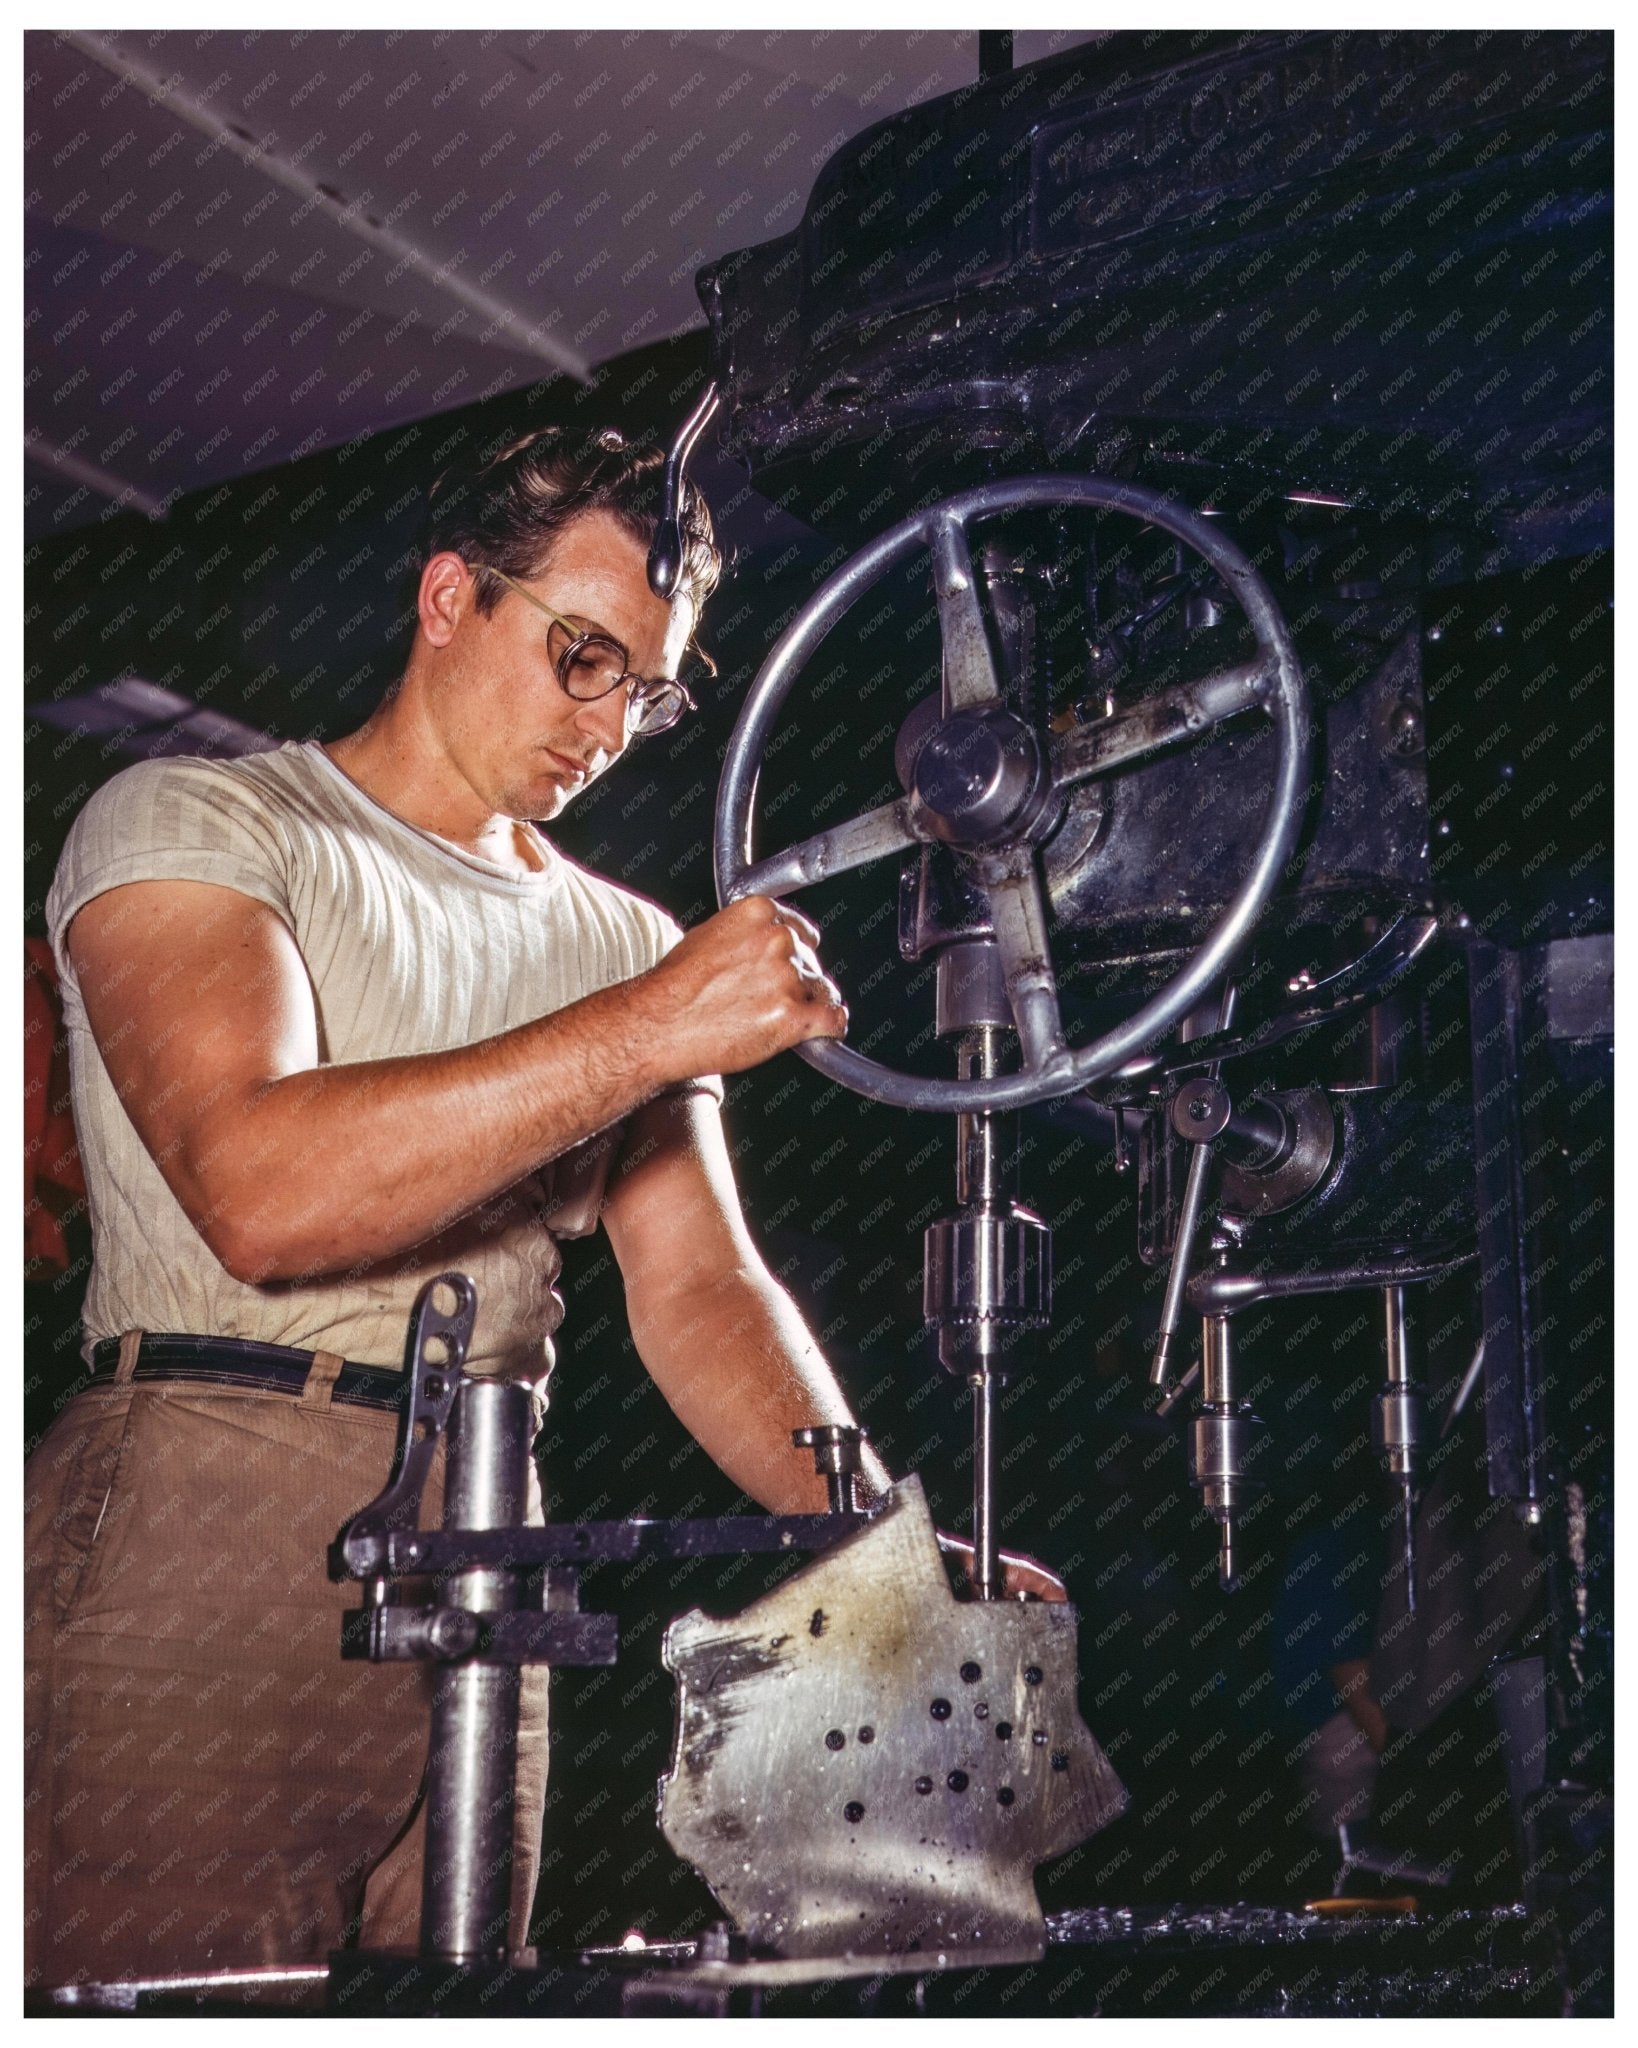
[[25, 27, 1102, 542]]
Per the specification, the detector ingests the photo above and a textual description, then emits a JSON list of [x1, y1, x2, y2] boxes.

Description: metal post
[[1202, 1316, 1237, 1590], [972, 1370, 1000, 1601], [1375, 1284, 1422, 1615], [956, 1025, 1004, 1209], [962, 1026, 1003, 1601], [1150, 1140, 1215, 1391], [922, 993, 1049, 1594], [421, 1377, 535, 1961], [1150, 982, 1236, 1391], [1187, 1312, 1268, 1593]]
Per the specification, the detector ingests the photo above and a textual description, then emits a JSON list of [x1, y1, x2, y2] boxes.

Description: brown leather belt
[[87, 1333, 406, 1412]]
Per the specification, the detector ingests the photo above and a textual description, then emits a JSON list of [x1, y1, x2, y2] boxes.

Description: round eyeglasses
[[483, 565, 699, 736]]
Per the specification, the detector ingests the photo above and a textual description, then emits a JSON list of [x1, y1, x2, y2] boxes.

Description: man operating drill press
[[25, 425, 1060, 1991]]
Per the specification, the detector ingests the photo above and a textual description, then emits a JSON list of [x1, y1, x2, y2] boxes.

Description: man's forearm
[[203, 976, 678, 1283], [75, 881, 844, 1288], [627, 1265, 891, 1515]]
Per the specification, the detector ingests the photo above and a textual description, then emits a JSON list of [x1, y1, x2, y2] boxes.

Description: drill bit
[[1399, 1478, 1417, 1616]]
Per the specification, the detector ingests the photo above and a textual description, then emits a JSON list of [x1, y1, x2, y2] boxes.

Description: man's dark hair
[[425, 424, 721, 623]]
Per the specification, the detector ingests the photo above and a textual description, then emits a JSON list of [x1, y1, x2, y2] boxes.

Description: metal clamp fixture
[[332, 1276, 885, 1965], [793, 1423, 866, 1514]]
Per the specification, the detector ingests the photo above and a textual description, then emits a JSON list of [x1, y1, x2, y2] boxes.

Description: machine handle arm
[[970, 852, 1070, 1077], [1051, 657, 1274, 788], [732, 797, 925, 899], [929, 510, 1004, 713]]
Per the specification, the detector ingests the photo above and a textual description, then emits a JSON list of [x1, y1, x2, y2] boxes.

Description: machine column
[[421, 1376, 535, 1961]]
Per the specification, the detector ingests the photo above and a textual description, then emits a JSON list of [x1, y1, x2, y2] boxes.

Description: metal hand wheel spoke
[[928, 512, 1003, 713], [1051, 655, 1275, 790], [973, 854, 1069, 1076], [731, 796, 925, 901]]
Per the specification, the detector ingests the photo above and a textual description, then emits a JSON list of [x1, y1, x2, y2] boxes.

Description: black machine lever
[[342, 1603, 618, 1668], [646, 381, 720, 599], [330, 1272, 475, 1580]]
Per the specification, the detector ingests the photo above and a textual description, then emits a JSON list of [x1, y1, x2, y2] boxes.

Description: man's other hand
[[643, 895, 847, 1079], [937, 1532, 1070, 1603]]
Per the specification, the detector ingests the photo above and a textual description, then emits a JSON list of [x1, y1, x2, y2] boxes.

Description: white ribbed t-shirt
[[47, 741, 691, 1376]]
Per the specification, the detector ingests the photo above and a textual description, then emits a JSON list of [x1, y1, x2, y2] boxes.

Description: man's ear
[[418, 552, 474, 648], [661, 591, 698, 678]]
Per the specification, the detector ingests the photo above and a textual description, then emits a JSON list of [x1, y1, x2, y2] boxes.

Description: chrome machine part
[[972, 1369, 1001, 1603], [921, 1197, 1051, 1368], [793, 1423, 867, 1515], [1147, 1135, 1215, 1395], [922, 1027, 1052, 1595], [45, 1966, 333, 2013], [422, 1374, 537, 1962], [1184, 1248, 1473, 1318], [1373, 1284, 1425, 1616], [714, 474, 1312, 1112], [1215, 1086, 1337, 1220], [657, 1476, 1125, 1967], [1186, 1315, 1268, 1592], [956, 1024, 1007, 1209], [934, 936, 1015, 1036], [1149, 983, 1237, 1394]]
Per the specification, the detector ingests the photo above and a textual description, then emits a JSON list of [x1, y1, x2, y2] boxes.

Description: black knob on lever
[[647, 382, 720, 598], [793, 1424, 866, 1515]]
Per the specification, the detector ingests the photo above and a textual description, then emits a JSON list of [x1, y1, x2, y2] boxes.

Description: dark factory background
[[24, 25, 1611, 2002]]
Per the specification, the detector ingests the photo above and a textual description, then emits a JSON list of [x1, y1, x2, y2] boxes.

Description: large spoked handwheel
[[714, 474, 1311, 1112]]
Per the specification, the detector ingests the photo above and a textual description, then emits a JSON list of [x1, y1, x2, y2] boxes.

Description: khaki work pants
[[24, 1345, 548, 1993]]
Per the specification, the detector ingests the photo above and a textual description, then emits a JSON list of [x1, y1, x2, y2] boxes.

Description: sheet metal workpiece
[[656, 1476, 1125, 1969]]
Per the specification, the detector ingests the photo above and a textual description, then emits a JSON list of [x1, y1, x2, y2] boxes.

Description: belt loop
[[301, 1348, 346, 1411], [113, 1331, 143, 1385]]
